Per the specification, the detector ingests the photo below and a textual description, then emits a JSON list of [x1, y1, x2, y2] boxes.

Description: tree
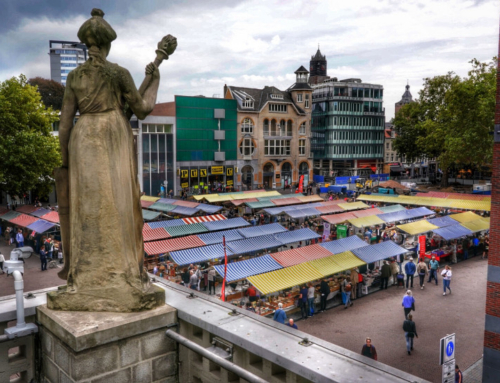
[[0, 75, 62, 198], [28, 77, 65, 110], [393, 58, 496, 186]]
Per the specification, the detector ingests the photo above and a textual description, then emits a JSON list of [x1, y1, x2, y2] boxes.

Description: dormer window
[[270, 94, 283, 100], [242, 97, 254, 109]]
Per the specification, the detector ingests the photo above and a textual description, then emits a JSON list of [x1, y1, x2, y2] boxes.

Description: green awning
[[165, 222, 209, 237], [142, 209, 161, 221], [149, 202, 177, 212], [0, 211, 22, 221]]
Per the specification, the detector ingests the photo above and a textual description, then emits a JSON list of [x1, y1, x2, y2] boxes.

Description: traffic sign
[[440, 333, 455, 365], [442, 359, 454, 383]]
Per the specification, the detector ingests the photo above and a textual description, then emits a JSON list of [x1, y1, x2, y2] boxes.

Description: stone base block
[[37, 303, 178, 382], [46, 284, 165, 313]]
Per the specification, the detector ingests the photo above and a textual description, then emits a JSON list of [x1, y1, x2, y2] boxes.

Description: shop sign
[[226, 167, 234, 176], [322, 223, 331, 241], [337, 224, 348, 239], [227, 180, 234, 186], [275, 173, 281, 179], [200, 169, 207, 177], [191, 169, 198, 178], [180, 169, 189, 178], [418, 235, 426, 257], [212, 166, 224, 175], [181, 182, 188, 188]]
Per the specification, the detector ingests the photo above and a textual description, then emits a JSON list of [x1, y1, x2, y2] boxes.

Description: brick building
[[224, 67, 313, 190]]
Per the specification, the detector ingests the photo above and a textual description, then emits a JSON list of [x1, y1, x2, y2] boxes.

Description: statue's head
[[78, 9, 116, 59]]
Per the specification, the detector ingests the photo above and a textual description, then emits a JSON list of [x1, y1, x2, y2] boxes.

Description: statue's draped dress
[[66, 62, 147, 306]]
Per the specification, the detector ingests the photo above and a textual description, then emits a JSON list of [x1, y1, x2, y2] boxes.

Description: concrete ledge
[[37, 304, 177, 352]]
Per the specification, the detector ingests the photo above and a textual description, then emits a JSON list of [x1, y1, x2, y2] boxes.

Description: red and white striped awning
[[144, 235, 206, 256], [182, 214, 227, 225], [296, 244, 333, 261], [143, 227, 171, 242]]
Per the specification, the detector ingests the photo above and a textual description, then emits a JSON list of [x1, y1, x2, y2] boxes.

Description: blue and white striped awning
[[285, 208, 321, 219], [27, 219, 56, 233], [158, 198, 177, 204], [214, 255, 283, 282], [427, 216, 457, 228], [227, 235, 284, 255], [406, 207, 435, 219], [202, 217, 250, 231], [433, 225, 473, 240], [170, 244, 234, 266], [30, 208, 52, 218], [274, 228, 320, 244], [378, 207, 434, 223], [238, 223, 287, 238], [258, 223, 287, 235], [148, 219, 186, 229], [320, 236, 368, 254], [197, 229, 244, 245], [171, 206, 201, 216], [352, 241, 408, 263], [197, 204, 223, 214]]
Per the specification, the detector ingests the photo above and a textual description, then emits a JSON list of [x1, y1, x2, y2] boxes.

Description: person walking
[[472, 235, 479, 257], [416, 259, 428, 289], [285, 319, 298, 329], [299, 285, 308, 319], [342, 277, 353, 309], [390, 258, 399, 286], [361, 338, 378, 360], [428, 255, 440, 285], [455, 365, 463, 383], [15, 229, 24, 248], [319, 278, 330, 312], [307, 282, 316, 317], [483, 235, 489, 259], [381, 261, 391, 290], [403, 314, 418, 355], [402, 290, 415, 319], [189, 270, 198, 290], [207, 267, 216, 295], [461, 237, 469, 260], [40, 248, 47, 271], [350, 267, 359, 299], [405, 257, 416, 288], [273, 302, 287, 324], [441, 265, 452, 295]]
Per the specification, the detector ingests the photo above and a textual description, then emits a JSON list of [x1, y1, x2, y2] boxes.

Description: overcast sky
[[0, 0, 497, 119]]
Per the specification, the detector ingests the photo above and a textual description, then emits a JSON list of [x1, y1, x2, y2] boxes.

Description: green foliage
[[0, 75, 62, 197], [28, 77, 65, 110], [393, 58, 496, 185]]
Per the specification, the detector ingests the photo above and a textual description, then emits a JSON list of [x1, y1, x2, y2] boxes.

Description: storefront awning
[[449, 211, 483, 223], [144, 235, 205, 256], [15, 205, 40, 214], [378, 204, 406, 213], [41, 211, 60, 224], [214, 255, 283, 282], [352, 241, 408, 263], [9, 214, 39, 228], [238, 223, 287, 238], [397, 220, 438, 235], [390, 166, 405, 173], [165, 222, 209, 238], [270, 248, 308, 267], [226, 235, 283, 255], [320, 236, 369, 254], [248, 263, 324, 295], [274, 228, 320, 244], [202, 217, 250, 231], [427, 216, 458, 228], [147, 218, 186, 229], [433, 225, 473, 240], [285, 208, 321, 219], [182, 214, 226, 225], [30, 208, 52, 218], [142, 209, 161, 221], [321, 212, 357, 224], [196, 204, 223, 214], [170, 243, 234, 266], [348, 215, 386, 228], [308, 251, 366, 276], [338, 201, 370, 211], [171, 206, 201, 216], [296, 244, 333, 261], [143, 227, 171, 242], [197, 229, 245, 245], [149, 202, 176, 212], [27, 219, 56, 233], [460, 218, 490, 233]]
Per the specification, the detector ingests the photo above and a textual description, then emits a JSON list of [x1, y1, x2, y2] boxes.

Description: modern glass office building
[[49, 40, 87, 85], [311, 78, 385, 177]]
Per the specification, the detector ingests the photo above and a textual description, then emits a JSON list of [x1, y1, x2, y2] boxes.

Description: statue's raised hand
[[145, 62, 159, 79]]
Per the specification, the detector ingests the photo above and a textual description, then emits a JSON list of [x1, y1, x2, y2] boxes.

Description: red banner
[[220, 235, 228, 301], [418, 235, 426, 258], [296, 175, 304, 194]]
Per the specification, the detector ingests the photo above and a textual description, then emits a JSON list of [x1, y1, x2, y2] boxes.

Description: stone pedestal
[[37, 304, 178, 383]]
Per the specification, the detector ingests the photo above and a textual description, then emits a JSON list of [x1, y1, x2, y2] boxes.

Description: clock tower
[[309, 46, 329, 85]]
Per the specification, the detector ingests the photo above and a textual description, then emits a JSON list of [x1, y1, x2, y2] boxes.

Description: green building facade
[[175, 96, 238, 193]]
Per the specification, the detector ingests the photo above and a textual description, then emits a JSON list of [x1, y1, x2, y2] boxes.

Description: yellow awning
[[450, 211, 483, 223], [307, 255, 344, 276], [338, 201, 370, 211], [203, 194, 234, 203], [348, 215, 386, 228], [192, 195, 207, 201], [297, 195, 324, 203], [357, 194, 491, 211], [332, 251, 366, 271], [140, 196, 160, 202], [460, 218, 490, 233], [397, 221, 439, 235], [247, 263, 323, 295]]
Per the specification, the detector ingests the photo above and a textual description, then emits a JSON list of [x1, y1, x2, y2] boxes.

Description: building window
[[243, 97, 254, 109], [239, 138, 255, 156], [299, 122, 306, 135], [143, 124, 173, 133], [299, 139, 306, 155], [286, 120, 292, 136], [305, 94, 310, 108], [263, 119, 269, 135], [391, 154, 394, 161], [297, 94, 303, 102], [264, 139, 291, 156], [386, 142, 389, 149], [241, 118, 253, 134], [270, 94, 284, 100], [269, 103, 287, 113]]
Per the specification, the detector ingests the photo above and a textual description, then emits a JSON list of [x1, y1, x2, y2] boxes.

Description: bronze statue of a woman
[[48, 9, 176, 312]]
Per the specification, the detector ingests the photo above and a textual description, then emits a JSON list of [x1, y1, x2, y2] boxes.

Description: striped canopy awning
[[144, 235, 205, 256], [142, 227, 171, 242], [142, 209, 162, 221], [270, 248, 308, 267], [197, 229, 245, 245], [321, 212, 357, 224], [148, 202, 176, 212], [182, 214, 226, 225], [296, 244, 333, 261], [170, 244, 233, 266], [274, 228, 320, 243], [433, 225, 473, 240], [202, 217, 250, 231], [10, 214, 39, 228], [427, 216, 458, 228], [147, 219, 186, 229], [214, 255, 283, 282], [0, 211, 22, 221], [320, 236, 369, 254], [397, 221, 438, 235], [165, 222, 208, 238], [27, 219, 56, 233], [173, 200, 200, 208], [15, 205, 40, 214], [30, 208, 52, 218]]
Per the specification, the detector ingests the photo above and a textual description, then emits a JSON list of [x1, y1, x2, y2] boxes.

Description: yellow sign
[[200, 169, 207, 177], [191, 169, 198, 178], [181, 182, 188, 188], [226, 167, 233, 176], [180, 169, 188, 178], [227, 180, 234, 186], [211, 166, 224, 175]]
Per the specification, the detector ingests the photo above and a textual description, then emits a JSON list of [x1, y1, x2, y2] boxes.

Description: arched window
[[282, 162, 291, 172], [241, 118, 253, 134], [239, 138, 255, 156], [299, 122, 306, 135], [241, 165, 254, 187], [263, 163, 274, 173]]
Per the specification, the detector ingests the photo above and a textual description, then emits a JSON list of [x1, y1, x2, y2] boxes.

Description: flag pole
[[221, 235, 228, 301]]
